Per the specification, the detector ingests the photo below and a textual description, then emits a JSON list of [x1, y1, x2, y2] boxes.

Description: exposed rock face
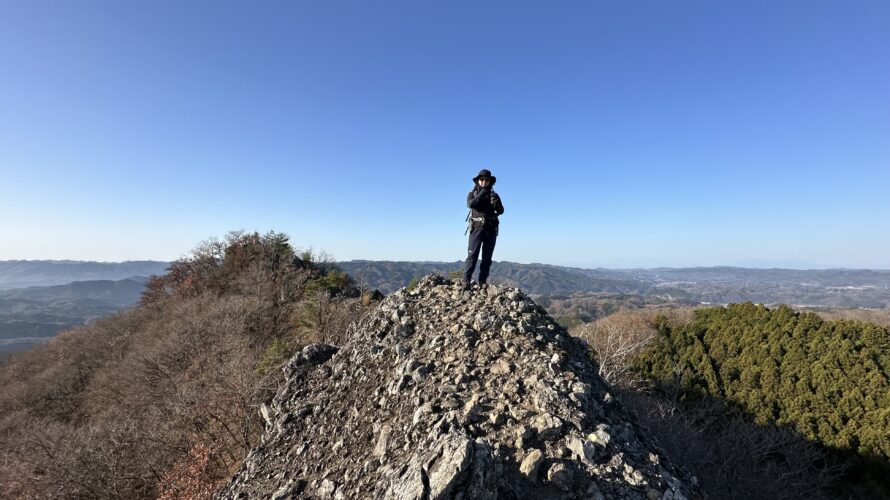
[[217, 275, 698, 499]]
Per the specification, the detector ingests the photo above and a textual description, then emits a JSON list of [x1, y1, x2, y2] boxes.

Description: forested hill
[[338, 260, 890, 308], [337, 260, 666, 296], [634, 303, 890, 496], [0, 232, 370, 498]]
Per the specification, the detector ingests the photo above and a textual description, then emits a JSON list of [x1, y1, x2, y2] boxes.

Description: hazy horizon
[[2, 255, 888, 272]]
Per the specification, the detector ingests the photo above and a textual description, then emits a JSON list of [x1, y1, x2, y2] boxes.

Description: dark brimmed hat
[[472, 169, 496, 185]]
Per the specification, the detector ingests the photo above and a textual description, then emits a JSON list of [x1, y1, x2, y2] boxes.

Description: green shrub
[[406, 276, 419, 291], [255, 338, 295, 375]]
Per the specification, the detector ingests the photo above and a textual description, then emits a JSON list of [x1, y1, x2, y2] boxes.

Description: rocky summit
[[217, 275, 698, 500]]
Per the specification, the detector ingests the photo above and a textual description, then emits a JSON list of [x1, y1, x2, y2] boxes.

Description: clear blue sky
[[1, 1, 888, 268]]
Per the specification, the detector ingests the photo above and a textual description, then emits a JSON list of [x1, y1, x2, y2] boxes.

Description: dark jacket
[[467, 186, 505, 230]]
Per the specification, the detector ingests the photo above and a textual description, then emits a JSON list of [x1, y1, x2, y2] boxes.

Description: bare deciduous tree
[[0, 232, 368, 498], [575, 312, 658, 386]]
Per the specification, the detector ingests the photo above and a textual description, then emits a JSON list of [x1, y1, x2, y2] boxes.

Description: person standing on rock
[[462, 169, 504, 290]]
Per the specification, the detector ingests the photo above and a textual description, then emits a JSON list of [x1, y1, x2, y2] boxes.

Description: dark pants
[[463, 227, 497, 284]]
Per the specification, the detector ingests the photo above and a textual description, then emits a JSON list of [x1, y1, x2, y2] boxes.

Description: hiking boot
[[461, 280, 471, 291]]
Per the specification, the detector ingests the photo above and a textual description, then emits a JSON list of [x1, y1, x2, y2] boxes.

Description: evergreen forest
[[634, 303, 890, 495]]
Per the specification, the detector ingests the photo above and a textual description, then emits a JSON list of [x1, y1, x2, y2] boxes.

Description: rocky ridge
[[217, 275, 698, 499]]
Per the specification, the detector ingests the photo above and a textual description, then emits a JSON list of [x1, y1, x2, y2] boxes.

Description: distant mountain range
[[3, 259, 890, 357], [0, 276, 149, 355], [0, 260, 169, 290], [728, 259, 846, 269], [337, 260, 890, 308], [337, 260, 673, 296]]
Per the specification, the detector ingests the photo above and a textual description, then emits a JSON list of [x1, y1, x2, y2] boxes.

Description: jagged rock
[[215, 274, 699, 499], [567, 436, 600, 466], [530, 412, 563, 439], [283, 343, 339, 379], [590, 424, 611, 447], [514, 425, 533, 449], [374, 424, 392, 458], [546, 462, 573, 491], [317, 479, 337, 498], [519, 449, 544, 480], [488, 404, 507, 426]]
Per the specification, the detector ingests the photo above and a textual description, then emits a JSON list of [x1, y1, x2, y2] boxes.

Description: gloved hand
[[490, 191, 503, 214]]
